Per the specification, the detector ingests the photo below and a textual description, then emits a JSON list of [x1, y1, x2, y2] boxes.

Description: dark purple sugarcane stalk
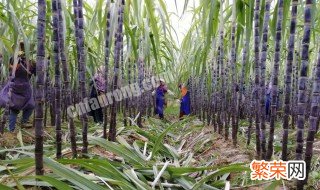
[[57, 0, 77, 158], [253, 0, 261, 159], [52, 0, 62, 159], [35, 0, 46, 175], [212, 69, 217, 131], [127, 58, 132, 124], [199, 75, 205, 121], [192, 77, 197, 116], [109, 0, 124, 141], [216, 45, 222, 134], [291, 43, 300, 129], [145, 68, 152, 117], [137, 55, 145, 127], [224, 57, 230, 136], [197, 76, 202, 120], [293, 48, 300, 127], [266, 0, 284, 160], [103, 0, 111, 139], [44, 58, 50, 127], [259, 0, 271, 160], [121, 46, 127, 126], [295, 0, 313, 163], [187, 77, 192, 114], [219, 23, 226, 138], [49, 87, 56, 126], [196, 77, 200, 117], [316, 113, 319, 133], [191, 76, 196, 115], [302, 49, 320, 186], [205, 76, 209, 123], [196, 77, 201, 117], [237, 22, 249, 140], [210, 39, 217, 130], [247, 79, 254, 146], [202, 75, 206, 121], [133, 60, 137, 115], [73, 0, 89, 153], [198, 77, 201, 118], [209, 52, 215, 126], [230, 9, 237, 145], [148, 71, 153, 117], [282, 0, 298, 161], [203, 72, 209, 124]]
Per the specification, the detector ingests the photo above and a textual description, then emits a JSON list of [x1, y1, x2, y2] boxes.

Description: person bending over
[[0, 42, 36, 132]]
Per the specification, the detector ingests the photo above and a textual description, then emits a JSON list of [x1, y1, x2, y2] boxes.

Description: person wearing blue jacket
[[154, 79, 168, 119]]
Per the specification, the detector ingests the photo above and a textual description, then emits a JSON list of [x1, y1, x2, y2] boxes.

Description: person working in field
[[0, 42, 36, 132], [153, 78, 168, 119], [179, 83, 191, 119], [88, 66, 106, 124]]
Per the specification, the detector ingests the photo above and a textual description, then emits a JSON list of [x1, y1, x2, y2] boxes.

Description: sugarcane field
[[0, 0, 320, 189]]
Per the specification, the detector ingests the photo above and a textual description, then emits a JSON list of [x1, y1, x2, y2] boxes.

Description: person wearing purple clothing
[[0, 42, 36, 132], [154, 79, 168, 119]]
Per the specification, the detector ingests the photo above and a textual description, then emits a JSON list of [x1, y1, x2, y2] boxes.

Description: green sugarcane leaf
[[175, 177, 195, 189], [151, 122, 177, 159], [43, 157, 105, 190], [89, 136, 146, 166], [264, 180, 282, 190], [192, 165, 250, 189], [124, 169, 152, 190], [59, 159, 130, 181], [0, 183, 14, 190], [19, 176, 73, 190]]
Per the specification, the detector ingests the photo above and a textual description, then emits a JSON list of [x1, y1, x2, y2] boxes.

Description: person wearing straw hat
[[153, 78, 168, 119]]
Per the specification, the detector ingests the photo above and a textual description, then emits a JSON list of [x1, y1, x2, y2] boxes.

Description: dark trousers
[[9, 108, 33, 131]]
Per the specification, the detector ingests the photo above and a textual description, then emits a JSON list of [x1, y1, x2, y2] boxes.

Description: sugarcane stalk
[[103, 0, 112, 139], [253, 0, 261, 159], [230, 1, 237, 146], [259, 0, 271, 160], [73, 0, 89, 154], [282, 0, 298, 161], [35, 0, 46, 175], [57, 0, 77, 158], [109, 0, 124, 141], [295, 0, 313, 163], [266, 0, 284, 161], [52, 0, 62, 159]]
